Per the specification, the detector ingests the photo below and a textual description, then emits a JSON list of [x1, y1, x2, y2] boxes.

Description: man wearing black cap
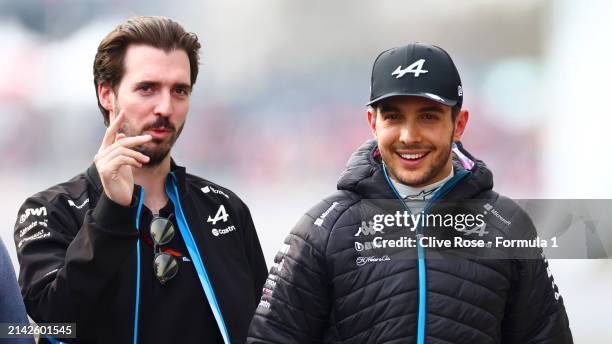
[[247, 43, 573, 343]]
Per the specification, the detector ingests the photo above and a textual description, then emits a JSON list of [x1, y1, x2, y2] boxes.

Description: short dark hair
[[93, 16, 201, 126], [450, 105, 460, 122]]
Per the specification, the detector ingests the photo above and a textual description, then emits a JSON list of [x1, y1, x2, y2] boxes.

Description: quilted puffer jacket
[[247, 140, 572, 344]]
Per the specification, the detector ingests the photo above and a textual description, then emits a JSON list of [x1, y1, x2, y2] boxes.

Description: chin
[[398, 176, 427, 187], [397, 165, 438, 185], [142, 146, 171, 166]]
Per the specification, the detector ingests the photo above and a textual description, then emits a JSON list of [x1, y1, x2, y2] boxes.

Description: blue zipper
[[382, 165, 470, 344]]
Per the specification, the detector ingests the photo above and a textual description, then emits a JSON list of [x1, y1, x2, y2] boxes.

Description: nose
[[399, 121, 422, 145], [154, 90, 173, 117]]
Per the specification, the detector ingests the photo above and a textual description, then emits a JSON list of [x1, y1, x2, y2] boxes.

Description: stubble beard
[[386, 128, 455, 187], [113, 103, 183, 168]]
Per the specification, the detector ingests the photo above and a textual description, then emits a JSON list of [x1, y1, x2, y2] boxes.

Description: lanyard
[[165, 172, 231, 344]]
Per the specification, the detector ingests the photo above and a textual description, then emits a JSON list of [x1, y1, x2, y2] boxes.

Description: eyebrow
[[379, 104, 401, 113], [418, 106, 445, 113], [136, 80, 192, 92]]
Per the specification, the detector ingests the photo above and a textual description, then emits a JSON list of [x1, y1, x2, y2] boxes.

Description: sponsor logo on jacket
[[542, 252, 561, 301], [263, 277, 277, 289], [17, 229, 51, 248], [68, 198, 89, 209], [354, 241, 374, 252], [356, 255, 391, 267], [19, 220, 48, 238], [19, 207, 47, 224], [354, 220, 384, 236], [483, 203, 511, 226], [458, 222, 489, 237], [314, 202, 339, 227], [258, 300, 271, 309], [212, 225, 236, 237], [201, 185, 230, 199]]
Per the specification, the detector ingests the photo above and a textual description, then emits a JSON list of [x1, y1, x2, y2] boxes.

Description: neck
[[391, 166, 454, 201], [133, 155, 171, 214]]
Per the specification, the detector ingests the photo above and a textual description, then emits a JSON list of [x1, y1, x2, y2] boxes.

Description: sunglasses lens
[[153, 252, 178, 284], [150, 217, 174, 245]]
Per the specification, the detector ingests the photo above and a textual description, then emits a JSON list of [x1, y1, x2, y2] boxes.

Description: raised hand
[[94, 111, 152, 206]]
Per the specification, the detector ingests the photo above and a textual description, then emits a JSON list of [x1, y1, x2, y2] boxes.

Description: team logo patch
[[207, 205, 230, 225], [391, 59, 428, 78]]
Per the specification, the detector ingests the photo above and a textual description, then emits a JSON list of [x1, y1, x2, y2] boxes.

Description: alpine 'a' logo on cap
[[391, 59, 428, 78]]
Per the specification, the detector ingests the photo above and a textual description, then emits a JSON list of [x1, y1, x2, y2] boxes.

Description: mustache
[[142, 117, 175, 132]]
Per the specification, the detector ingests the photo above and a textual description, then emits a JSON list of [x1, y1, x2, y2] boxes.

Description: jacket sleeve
[[501, 257, 573, 343], [13, 191, 140, 330], [247, 204, 334, 344], [501, 208, 573, 343], [0, 238, 35, 344]]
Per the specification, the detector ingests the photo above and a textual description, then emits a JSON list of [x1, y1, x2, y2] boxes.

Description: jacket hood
[[337, 139, 494, 200]]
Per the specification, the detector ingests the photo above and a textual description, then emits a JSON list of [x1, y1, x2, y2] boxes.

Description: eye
[[137, 83, 155, 94], [421, 113, 437, 120], [383, 113, 400, 121], [174, 87, 190, 96]]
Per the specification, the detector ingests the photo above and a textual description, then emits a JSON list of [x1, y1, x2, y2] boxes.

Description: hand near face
[[94, 111, 152, 206]]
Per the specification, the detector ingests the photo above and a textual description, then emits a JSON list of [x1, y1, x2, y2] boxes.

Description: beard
[[386, 127, 455, 187], [393, 140, 452, 186], [114, 104, 184, 167]]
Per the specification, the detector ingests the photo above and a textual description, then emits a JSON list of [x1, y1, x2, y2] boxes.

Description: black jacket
[[248, 140, 572, 344], [14, 161, 267, 343]]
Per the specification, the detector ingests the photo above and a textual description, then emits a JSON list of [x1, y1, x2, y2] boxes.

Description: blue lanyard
[[165, 172, 231, 344], [49, 178, 231, 344]]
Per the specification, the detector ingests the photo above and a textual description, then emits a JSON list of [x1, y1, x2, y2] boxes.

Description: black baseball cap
[[367, 43, 463, 108]]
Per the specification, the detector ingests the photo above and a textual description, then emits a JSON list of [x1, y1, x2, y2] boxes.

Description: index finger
[[100, 111, 125, 151]]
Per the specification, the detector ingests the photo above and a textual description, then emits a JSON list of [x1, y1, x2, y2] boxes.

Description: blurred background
[[0, 0, 610, 342]]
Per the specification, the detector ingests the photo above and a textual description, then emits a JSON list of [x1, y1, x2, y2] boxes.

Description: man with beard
[[248, 43, 573, 343], [13, 16, 267, 344]]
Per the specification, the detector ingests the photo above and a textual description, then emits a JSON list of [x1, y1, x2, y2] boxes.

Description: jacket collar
[[86, 158, 189, 198]]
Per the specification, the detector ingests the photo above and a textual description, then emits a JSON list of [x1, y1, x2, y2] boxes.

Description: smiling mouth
[[398, 152, 429, 161]]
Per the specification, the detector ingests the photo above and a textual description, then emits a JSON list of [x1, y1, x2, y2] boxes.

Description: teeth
[[400, 153, 426, 160]]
